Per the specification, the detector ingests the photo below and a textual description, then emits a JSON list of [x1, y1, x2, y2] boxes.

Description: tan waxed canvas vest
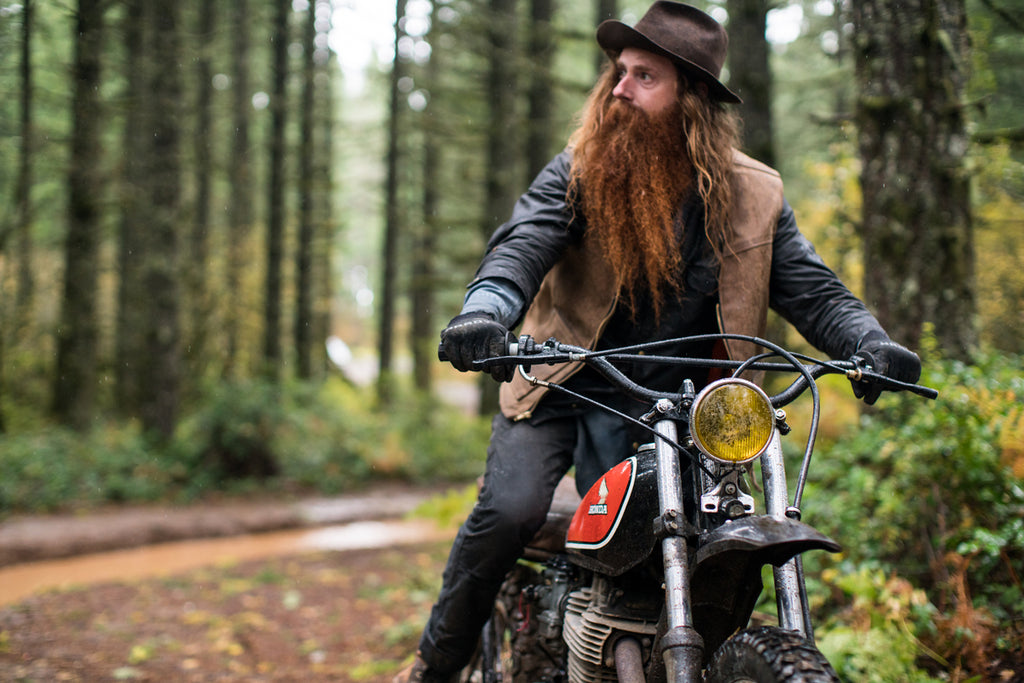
[[499, 150, 785, 421]]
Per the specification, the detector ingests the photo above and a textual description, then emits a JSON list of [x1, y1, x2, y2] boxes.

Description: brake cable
[[520, 369, 716, 479]]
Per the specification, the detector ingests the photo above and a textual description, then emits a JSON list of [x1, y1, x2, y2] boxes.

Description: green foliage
[[0, 378, 490, 516], [971, 142, 1024, 353], [805, 346, 1024, 676], [174, 377, 489, 497], [819, 624, 942, 683], [816, 565, 944, 682], [0, 423, 180, 514], [409, 484, 479, 529], [174, 379, 288, 489], [811, 348, 1024, 610]]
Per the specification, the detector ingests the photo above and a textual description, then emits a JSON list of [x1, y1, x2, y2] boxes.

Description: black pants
[[417, 412, 578, 674]]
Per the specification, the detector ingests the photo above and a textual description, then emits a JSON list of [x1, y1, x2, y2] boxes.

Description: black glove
[[851, 331, 922, 405], [439, 312, 516, 383]]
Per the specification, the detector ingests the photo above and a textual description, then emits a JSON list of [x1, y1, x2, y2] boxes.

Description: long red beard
[[573, 99, 693, 318]]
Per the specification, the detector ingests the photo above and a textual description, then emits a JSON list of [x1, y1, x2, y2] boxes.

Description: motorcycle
[[450, 332, 936, 683]]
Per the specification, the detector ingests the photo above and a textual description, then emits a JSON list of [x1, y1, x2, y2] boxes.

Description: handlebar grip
[[437, 343, 448, 362]]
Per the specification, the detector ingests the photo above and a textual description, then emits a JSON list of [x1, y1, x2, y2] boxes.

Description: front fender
[[691, 516, 840, 659], [696, 515, 841, 568]]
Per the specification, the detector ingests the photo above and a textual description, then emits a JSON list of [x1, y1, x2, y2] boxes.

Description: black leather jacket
[[470, 150, 885, 362]]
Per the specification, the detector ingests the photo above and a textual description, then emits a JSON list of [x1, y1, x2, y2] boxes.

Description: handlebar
[[439, 334, 938, 404], [442, 333, 936, 512]]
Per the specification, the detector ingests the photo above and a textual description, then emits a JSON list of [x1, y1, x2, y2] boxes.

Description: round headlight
[[689, 379, 775, 464]]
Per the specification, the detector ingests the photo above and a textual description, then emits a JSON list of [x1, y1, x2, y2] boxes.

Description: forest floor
[[0, 485, 457, 682]]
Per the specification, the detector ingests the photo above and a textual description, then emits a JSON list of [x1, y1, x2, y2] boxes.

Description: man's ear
[[695, 81, 709, 98]]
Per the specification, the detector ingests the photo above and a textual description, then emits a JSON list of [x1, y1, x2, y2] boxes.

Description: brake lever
[[852, 367, 938, 400], [843, 357, 938, 400]]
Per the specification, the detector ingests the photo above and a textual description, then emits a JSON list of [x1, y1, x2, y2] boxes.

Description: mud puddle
[[0, 519, 454, 607]]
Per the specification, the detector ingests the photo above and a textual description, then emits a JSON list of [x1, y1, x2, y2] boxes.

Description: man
[[396, 2, 920, 681]]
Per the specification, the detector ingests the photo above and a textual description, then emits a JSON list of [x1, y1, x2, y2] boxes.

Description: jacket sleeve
[[769, 201, 886, 359], [469, 150, 582, 326]]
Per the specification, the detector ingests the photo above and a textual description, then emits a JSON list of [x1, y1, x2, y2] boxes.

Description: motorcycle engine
[[563, 576, 660, 682]]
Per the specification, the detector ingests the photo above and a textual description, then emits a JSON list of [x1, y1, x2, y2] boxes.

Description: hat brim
[[597, 20, 742, 104]]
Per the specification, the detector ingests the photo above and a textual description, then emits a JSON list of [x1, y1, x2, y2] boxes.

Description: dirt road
[[0, 484, 461, 681]]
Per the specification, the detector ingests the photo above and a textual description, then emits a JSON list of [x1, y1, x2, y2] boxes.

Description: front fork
[[655, 424, 815, 683], [653, 419, 705, 683], [761, 430, 814, 639]]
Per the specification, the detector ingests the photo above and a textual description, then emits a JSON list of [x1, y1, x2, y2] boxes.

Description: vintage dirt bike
[[453, 333, 936, 683]]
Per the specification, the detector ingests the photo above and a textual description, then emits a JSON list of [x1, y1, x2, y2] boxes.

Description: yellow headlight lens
[[690, 379, 775, 464]]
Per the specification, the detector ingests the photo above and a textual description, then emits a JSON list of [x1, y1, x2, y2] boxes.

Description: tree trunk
[[853, 0, 975, 358], [411, 3, 441, 394], [14, 0, 35, 330], [312, 0, 335, 380], [594, 0, 617, 74], [725, 0, 773, 167], [187, 0, 215, 379], [526, 0, 556, 180], [377, 0, 409, 404], [226, 0, 253, 377], [3, 0, 36, 432], [725, 0, 787, 350], [264, 0, 290, 377], [53, 0, 105, 429], [296, 1, 316, 379], [115, 0, 146, 415], [479, 0, 519, 415], [139, 1, 183, 439]]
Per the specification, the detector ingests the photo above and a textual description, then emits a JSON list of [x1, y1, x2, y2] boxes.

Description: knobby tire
[[704, 626, 839, 683]]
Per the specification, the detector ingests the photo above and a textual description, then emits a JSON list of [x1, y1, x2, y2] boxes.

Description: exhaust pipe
[[614, 637, 645, 683]]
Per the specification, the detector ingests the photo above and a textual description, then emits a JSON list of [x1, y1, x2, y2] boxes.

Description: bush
[[175, 377, 490, 498], [807, 348, 1024, 678], [0, 423, 181, 514], [0, 378, 490, 516]]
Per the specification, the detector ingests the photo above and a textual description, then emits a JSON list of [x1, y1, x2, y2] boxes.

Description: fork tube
[[654, 419, 704, 683], [760, 431, 810, 637], [655, 420, 690, 627]]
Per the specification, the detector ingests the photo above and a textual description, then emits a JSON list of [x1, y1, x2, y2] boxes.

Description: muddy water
[[0, 520, 454, 607]]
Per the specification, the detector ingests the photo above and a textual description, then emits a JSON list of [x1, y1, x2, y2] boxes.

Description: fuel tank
[[565, 447, 661, 576]]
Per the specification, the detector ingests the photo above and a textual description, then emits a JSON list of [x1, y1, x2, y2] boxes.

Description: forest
[[0, 0, 1023, 679]]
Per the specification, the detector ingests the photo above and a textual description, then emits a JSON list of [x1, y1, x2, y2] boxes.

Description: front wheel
[[704, 627, 839, 683]]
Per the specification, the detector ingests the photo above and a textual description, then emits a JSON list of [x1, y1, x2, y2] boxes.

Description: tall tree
[[312, 0, 336, 379], [139, 1, 184, 438], [14, 0, 35, 328], [1, 0, 36, 431], [377, 0, 409, 403], [526, 0, 557, 180], [295, 1, 316, 378], [853, 0, 976, 358], [595, 0, 618, 73], [226, 0, 254, 377], [264, 0, 291, 376], [725, 0, 774, 166], [52, 0, 105, 429], [114, 0, 146, 415], [725, 0, 787, 351], [410, 3, 441, 393], [187, 0, 216, 377], [478, 0, 520, 414]]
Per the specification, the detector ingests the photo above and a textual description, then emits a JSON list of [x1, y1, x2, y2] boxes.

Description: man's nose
[[612, 76, 632, 101]]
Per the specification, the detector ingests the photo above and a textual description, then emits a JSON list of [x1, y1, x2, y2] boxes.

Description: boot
[[393, 652, 455, 683]]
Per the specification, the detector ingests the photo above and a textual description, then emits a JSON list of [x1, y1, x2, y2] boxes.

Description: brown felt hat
[[597, 1, 741, 103]]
